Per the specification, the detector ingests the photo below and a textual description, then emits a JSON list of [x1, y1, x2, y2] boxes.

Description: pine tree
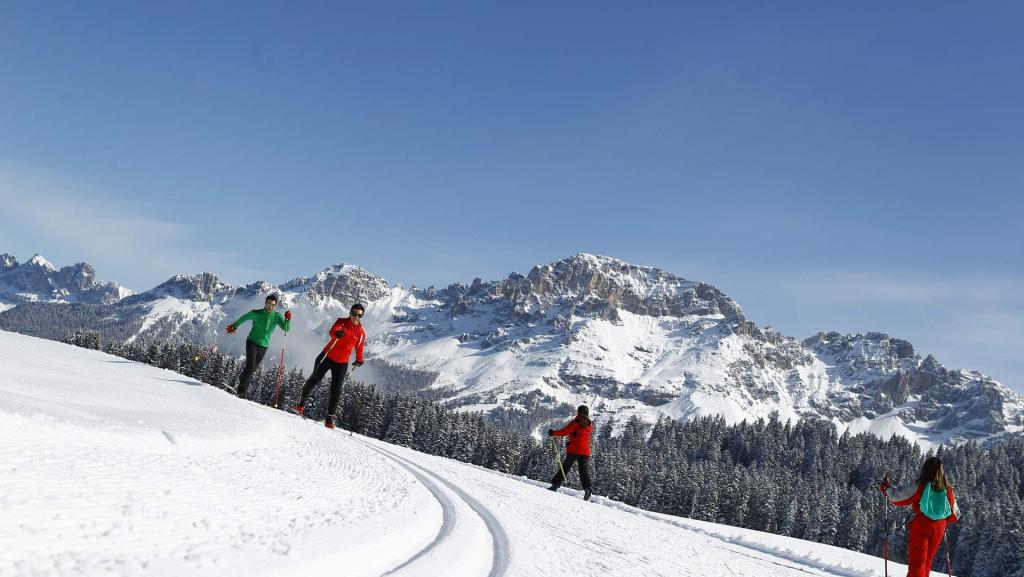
[[838, 490, 868, 551], [383, 396, 415, 447]]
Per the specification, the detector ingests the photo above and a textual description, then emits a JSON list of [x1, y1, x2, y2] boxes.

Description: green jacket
[[231, 309, 290, 348]]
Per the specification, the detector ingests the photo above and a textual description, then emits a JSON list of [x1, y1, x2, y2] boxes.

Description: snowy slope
[[0, 330, 951, 577]]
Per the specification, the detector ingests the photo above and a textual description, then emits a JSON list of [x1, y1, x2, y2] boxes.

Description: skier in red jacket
[[547, 405, 594, 500], [293, 304, 366, 429], [881, 456, 961, 577]]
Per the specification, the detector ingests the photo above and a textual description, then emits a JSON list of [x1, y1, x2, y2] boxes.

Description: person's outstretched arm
[[884, 482, 919, 507], [549, 422, 578, 437], [227, 310, 257, 333]]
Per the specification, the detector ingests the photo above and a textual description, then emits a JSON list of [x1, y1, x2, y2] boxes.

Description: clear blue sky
[[1, 2, 1021, 391]]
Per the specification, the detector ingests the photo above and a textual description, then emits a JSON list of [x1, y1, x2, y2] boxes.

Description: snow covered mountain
[[0, 330, 940, 577], [0, 253, 129, 311], [1, 252, 1020, 448]]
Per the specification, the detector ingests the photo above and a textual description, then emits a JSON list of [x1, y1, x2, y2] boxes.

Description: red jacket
[[886, 481, 960, 577], [322, 317, 366, 364], [552, 418, 593, 456]]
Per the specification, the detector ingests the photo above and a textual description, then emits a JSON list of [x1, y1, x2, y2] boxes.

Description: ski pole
[[551, 439, 567, 485], [315, 334, 341, 366], [882, 472, 891, 577], [272, 331, 289, 408], [943, 527, 952, 577], [345, 365, 358, 436]]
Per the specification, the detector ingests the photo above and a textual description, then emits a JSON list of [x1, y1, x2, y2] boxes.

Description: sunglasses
[[350, 312, 363, 318]]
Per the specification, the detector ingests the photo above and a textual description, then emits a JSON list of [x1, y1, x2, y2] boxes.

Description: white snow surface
[[0, 330, 952, 577]]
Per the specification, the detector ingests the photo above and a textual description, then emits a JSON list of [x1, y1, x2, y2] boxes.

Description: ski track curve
[[354, 441, 457, 576], [356, 438, 511, 577], [378, 442, 890, 577]]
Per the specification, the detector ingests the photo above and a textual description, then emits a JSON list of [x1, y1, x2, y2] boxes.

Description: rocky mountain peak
[[281, 264, 391, 305], [26, 254, 56, 271], [0, 254, 124, 304], [0, 254, 17, 272], [1, 255, 57, 293], [55, 263, 98, 292], [514, 253, 745, 320], [143, 273, 230, 302]]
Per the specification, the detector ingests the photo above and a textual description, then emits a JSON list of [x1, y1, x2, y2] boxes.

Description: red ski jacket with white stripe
[[321, 317, 366, 365]]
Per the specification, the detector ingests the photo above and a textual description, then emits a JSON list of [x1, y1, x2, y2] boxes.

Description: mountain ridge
[[1, 250, 1020, 447]]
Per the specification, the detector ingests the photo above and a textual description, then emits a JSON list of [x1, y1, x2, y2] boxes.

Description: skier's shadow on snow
[[94, 360, 202, 386], [151, 378, 204, 387]]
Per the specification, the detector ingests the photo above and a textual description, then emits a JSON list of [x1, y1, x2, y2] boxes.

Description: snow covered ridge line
[[1, 251, 1021, 449]]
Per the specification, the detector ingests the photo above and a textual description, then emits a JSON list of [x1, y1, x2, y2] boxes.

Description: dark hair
[[917, 456, 949, 492], [575, 405, 592, 427], [266, 294, 280, 303], [350, 303, 365, 312]]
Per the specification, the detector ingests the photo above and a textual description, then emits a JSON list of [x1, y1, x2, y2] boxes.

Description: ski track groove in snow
[[353, 441, 457, 576], [356, 438, 511, 577]]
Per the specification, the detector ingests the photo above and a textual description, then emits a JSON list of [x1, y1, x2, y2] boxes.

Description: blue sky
[[1, 2, 1022, 391]]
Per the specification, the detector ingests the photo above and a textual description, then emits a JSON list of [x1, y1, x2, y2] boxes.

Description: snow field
[[0, 330, 951, 576], [0, 333, 439, 577]]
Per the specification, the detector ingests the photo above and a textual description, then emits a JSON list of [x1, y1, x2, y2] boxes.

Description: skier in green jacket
[[226, 293, 291, 398]]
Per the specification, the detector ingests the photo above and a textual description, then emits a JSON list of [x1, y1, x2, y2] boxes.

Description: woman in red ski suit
[[881, 456, 961, 577], [294, 304, 366, 429], [547, 405, 594, 500]]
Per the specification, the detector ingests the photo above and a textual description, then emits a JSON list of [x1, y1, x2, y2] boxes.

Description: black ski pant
[[551, 453, 592, 489], [299, 353, 349, 421], [236, 339, 267, 398]]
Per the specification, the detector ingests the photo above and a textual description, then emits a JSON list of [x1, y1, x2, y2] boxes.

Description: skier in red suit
[[293, 304, 366, 429], [547, 405, 594, 500], [881, 456, 961, 577]]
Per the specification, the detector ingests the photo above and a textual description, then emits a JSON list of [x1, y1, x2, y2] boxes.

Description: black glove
[[547, 429, 554, 436], [353, 361, 364, 367], [334, 330, 345, 339]]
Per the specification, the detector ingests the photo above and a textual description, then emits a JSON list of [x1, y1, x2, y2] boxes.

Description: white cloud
[[737, 267, 1024, 392], [0, 164, 248, 288], [782, 268, 1024, 307]]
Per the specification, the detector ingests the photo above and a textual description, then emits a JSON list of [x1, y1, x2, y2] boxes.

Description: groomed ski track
[[0, 330, 945, 577], [356, 440, 510, 577]]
